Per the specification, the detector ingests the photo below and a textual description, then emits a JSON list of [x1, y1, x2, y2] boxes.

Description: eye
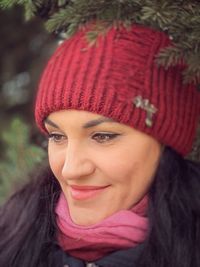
[[48, 133, 67, 144], [92, 132, 119, 143]]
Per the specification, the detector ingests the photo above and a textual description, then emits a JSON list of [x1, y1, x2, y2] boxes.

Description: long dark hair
[[139, 147, 200, 267], [0, 147, 200, 267], [0, 164, 61, 267]]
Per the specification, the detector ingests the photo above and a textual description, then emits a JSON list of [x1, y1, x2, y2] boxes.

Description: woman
[[0, 23, 200, 267]]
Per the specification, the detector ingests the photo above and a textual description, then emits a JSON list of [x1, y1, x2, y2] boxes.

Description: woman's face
[[45, 110, 162, 226]]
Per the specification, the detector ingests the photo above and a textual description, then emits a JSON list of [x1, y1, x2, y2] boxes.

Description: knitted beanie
[[35, 24, 200, 156]]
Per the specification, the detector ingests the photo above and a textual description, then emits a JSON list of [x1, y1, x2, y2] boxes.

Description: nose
[[61, 142, 95, 180]]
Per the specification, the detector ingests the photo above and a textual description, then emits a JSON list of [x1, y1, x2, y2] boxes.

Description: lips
[[69, 185, 110, 200]]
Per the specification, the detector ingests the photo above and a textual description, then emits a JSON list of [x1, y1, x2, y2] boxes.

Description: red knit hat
[[35, 24, 200, 156]]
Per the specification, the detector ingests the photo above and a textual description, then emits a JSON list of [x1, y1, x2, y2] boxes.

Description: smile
[[69, 185, 110, 200]]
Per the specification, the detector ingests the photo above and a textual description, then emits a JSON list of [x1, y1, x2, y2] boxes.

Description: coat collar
[[95, 244, 144, 267], [53, 243, 144, 267]]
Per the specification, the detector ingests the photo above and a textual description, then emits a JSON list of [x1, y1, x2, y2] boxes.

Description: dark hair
[[139, 147, 200, 267], [0, 165, 61, 267], [0, 147, 200, 267]]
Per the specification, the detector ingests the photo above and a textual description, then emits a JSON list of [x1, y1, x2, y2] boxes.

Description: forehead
[[48, 109, 109, 119], [45, 109, 118, 129]]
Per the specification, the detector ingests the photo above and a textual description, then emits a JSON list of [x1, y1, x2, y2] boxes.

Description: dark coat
[[51, 244, 144, 267]]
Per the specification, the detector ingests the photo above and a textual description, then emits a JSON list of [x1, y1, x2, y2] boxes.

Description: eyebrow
[[44, 117, 116, 129]]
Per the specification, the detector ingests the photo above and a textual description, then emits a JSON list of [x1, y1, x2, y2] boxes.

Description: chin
[[71, 214, 102, 226], [69, 207, 112, 226]]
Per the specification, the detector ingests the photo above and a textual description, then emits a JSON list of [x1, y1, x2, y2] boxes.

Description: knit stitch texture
[[35, 24, 200, 155]]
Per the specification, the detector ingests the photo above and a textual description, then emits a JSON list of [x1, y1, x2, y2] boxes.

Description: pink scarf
[[55, 192, 149, 261]]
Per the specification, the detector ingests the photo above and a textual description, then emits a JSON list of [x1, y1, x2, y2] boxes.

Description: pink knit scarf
[[55, 192, 149, 261]]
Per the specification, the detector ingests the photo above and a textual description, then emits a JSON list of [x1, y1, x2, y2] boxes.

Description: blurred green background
[[0, 6, 200, 203], [0, 6, 57, 202]]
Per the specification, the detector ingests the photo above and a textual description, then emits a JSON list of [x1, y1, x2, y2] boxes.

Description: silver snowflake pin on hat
[[133, 95, 158, 127]]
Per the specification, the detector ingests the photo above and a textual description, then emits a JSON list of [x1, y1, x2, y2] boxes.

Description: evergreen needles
[[0, 118, 46, 203], [0, 0, 200, 84]]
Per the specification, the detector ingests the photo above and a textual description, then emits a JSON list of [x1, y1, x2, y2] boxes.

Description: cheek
[[48, 146, 64, 179], [100, 142, 160, 188], [110, 161, 140, 184], [99, 148, 140, 184]]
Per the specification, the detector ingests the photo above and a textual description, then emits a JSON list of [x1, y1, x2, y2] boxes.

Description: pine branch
[[184, 54, 200, 84], [45, 7, 73, 33], [0, 118, 46, 202], [24, 1, 43, 20], [0, 0, 26, 8], [0, 0, 200, 84], [156, 46, 185, 68], [140, 0, 177, 29]]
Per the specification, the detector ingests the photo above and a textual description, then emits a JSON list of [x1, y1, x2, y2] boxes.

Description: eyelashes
[[48, 133, 66, 143], [47, 132, 120, 144], [92, 133, 120, 143]]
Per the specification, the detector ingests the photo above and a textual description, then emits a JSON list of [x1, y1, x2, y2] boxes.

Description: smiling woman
[[0, 21, 200, 267], [45, 110, 161, 226]]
